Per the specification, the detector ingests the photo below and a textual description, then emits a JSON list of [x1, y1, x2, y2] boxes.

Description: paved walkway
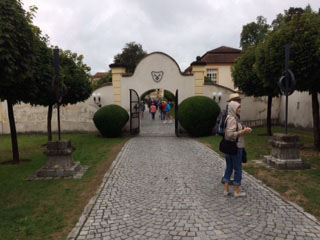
[[68, 114, 320, 240]]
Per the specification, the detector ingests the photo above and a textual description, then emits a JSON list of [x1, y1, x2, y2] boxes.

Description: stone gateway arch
[[109, 52, 200, 110]]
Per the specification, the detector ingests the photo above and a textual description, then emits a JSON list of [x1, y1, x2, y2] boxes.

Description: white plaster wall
[[0, 99, 100, 134], [279, 91, 320, 129], [92, 84, 114, 107], [203, 85, 280, 121], [240, 96, 280, 121], [203, 84, 235, 111], [121, 53, 194, 111], [0, 85, 114, 134]]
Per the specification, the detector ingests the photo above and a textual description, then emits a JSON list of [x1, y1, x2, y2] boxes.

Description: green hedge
[[178, 96, 220, 137], [93, 104, 129, 137]]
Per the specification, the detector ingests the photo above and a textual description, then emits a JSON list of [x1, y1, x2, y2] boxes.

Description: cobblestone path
[[69, 116, 320, 240]]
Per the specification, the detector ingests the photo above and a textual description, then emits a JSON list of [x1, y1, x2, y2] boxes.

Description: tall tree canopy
[[30, 47, 92, 141], [59, 50, 92, 106], [25, 4, 92, 141], [113, 42, 147, 74], [0, 0, 36, 163], [240, 16, 270, 51], [232, 48, 261, 96], [236, 16, 275, 135], [271, 7, 310, 30], [256, 8, 320, 149]]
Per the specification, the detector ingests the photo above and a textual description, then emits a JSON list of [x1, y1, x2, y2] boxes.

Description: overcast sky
[[22, 0, 320, 75]]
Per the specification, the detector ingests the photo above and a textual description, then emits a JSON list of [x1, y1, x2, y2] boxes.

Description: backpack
[[217, 110, 228, 137], [166, 104, 171, 112]]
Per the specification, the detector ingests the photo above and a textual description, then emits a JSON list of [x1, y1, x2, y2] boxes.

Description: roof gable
[[201, 46, 242, 64], [207, 46, 242, 54]]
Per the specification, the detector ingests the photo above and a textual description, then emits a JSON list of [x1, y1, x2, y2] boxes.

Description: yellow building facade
[[185, 46, 242, 91]]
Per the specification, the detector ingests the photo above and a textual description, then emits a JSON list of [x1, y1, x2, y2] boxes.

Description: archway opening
[[139, 88, 176, 137]]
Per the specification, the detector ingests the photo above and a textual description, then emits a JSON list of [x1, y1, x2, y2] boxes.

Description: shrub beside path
[[68, 115, 320, 240]]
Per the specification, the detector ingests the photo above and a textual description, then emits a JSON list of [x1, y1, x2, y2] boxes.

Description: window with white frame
[[207, 69, 218, 83]]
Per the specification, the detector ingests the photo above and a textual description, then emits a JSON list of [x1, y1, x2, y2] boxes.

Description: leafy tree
[[256, 8, 320, 150], [237, 16, 276, 135], [26, 6, 92, 141], [30, 47, 92, 141], [164, 90, 175, 102], [59, 50, 92, 106], [28, 37, 55, 141], [240, 16, 270, 51], [232, 47, 279, 136], [0, 0, 36, 163], [113, 42, 147, 74], [232, 48, 260, 96], [271, 7, 308, 30]]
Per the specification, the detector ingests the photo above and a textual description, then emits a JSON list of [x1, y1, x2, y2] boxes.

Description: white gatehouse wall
[[121, 52, 194, 110]]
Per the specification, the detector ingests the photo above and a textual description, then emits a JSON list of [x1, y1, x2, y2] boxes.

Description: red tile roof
[[93, 72, 109, 78], [207, 46, 241, 54], [202, 46, 242, 64]]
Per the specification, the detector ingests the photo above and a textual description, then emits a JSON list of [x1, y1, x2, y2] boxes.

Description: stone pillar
[[191, 57, 206, 96], [264, 133, 310, 169], [36, 140, 81, 178], [109, 64, 126, 106]]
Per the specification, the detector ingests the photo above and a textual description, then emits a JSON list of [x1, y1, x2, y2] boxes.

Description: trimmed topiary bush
[[178, 96, 220, 137], [93, 104, 129, 137]]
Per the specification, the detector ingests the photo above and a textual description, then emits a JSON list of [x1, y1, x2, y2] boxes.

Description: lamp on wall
[[92, 93, 102, 107], [218, 92, 222, 102], [212, 92, 217, 101], [212, 92, 222, 103]]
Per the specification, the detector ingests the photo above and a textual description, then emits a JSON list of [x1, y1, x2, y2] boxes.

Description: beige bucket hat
[[227, 93, 241, 102]]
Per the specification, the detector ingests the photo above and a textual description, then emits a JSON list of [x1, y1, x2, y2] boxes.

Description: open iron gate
[[175, 89, 179, 137], [129, 89, 140, 135]]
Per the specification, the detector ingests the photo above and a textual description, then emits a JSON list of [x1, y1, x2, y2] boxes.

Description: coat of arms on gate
[[151, 71, 164, 83]]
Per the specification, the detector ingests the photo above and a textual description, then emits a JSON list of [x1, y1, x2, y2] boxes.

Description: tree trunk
[[7, 100, 20, 163], [311, 92, 320, 151], [47, 104, 53, 141], [266, 95, 273, 136]]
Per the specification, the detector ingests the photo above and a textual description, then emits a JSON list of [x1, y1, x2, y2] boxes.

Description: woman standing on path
[[223, 101, 252, 197], [150, 103, 157, 120]]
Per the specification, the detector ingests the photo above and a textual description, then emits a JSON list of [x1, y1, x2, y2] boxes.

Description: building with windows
[[185, 46, 242, 90]]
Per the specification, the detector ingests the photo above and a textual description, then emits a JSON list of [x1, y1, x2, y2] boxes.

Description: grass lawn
[[199, 126, 320, 220], [0, 134, 129, 240]]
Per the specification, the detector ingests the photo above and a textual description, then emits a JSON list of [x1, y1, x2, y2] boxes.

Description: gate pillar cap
[[191, 56, 206, 66], [109, 63, 127, 68]]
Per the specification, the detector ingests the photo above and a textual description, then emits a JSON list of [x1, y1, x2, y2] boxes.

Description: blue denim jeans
[[161, 111, 166, 120], [223, 148, 243, 186]]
